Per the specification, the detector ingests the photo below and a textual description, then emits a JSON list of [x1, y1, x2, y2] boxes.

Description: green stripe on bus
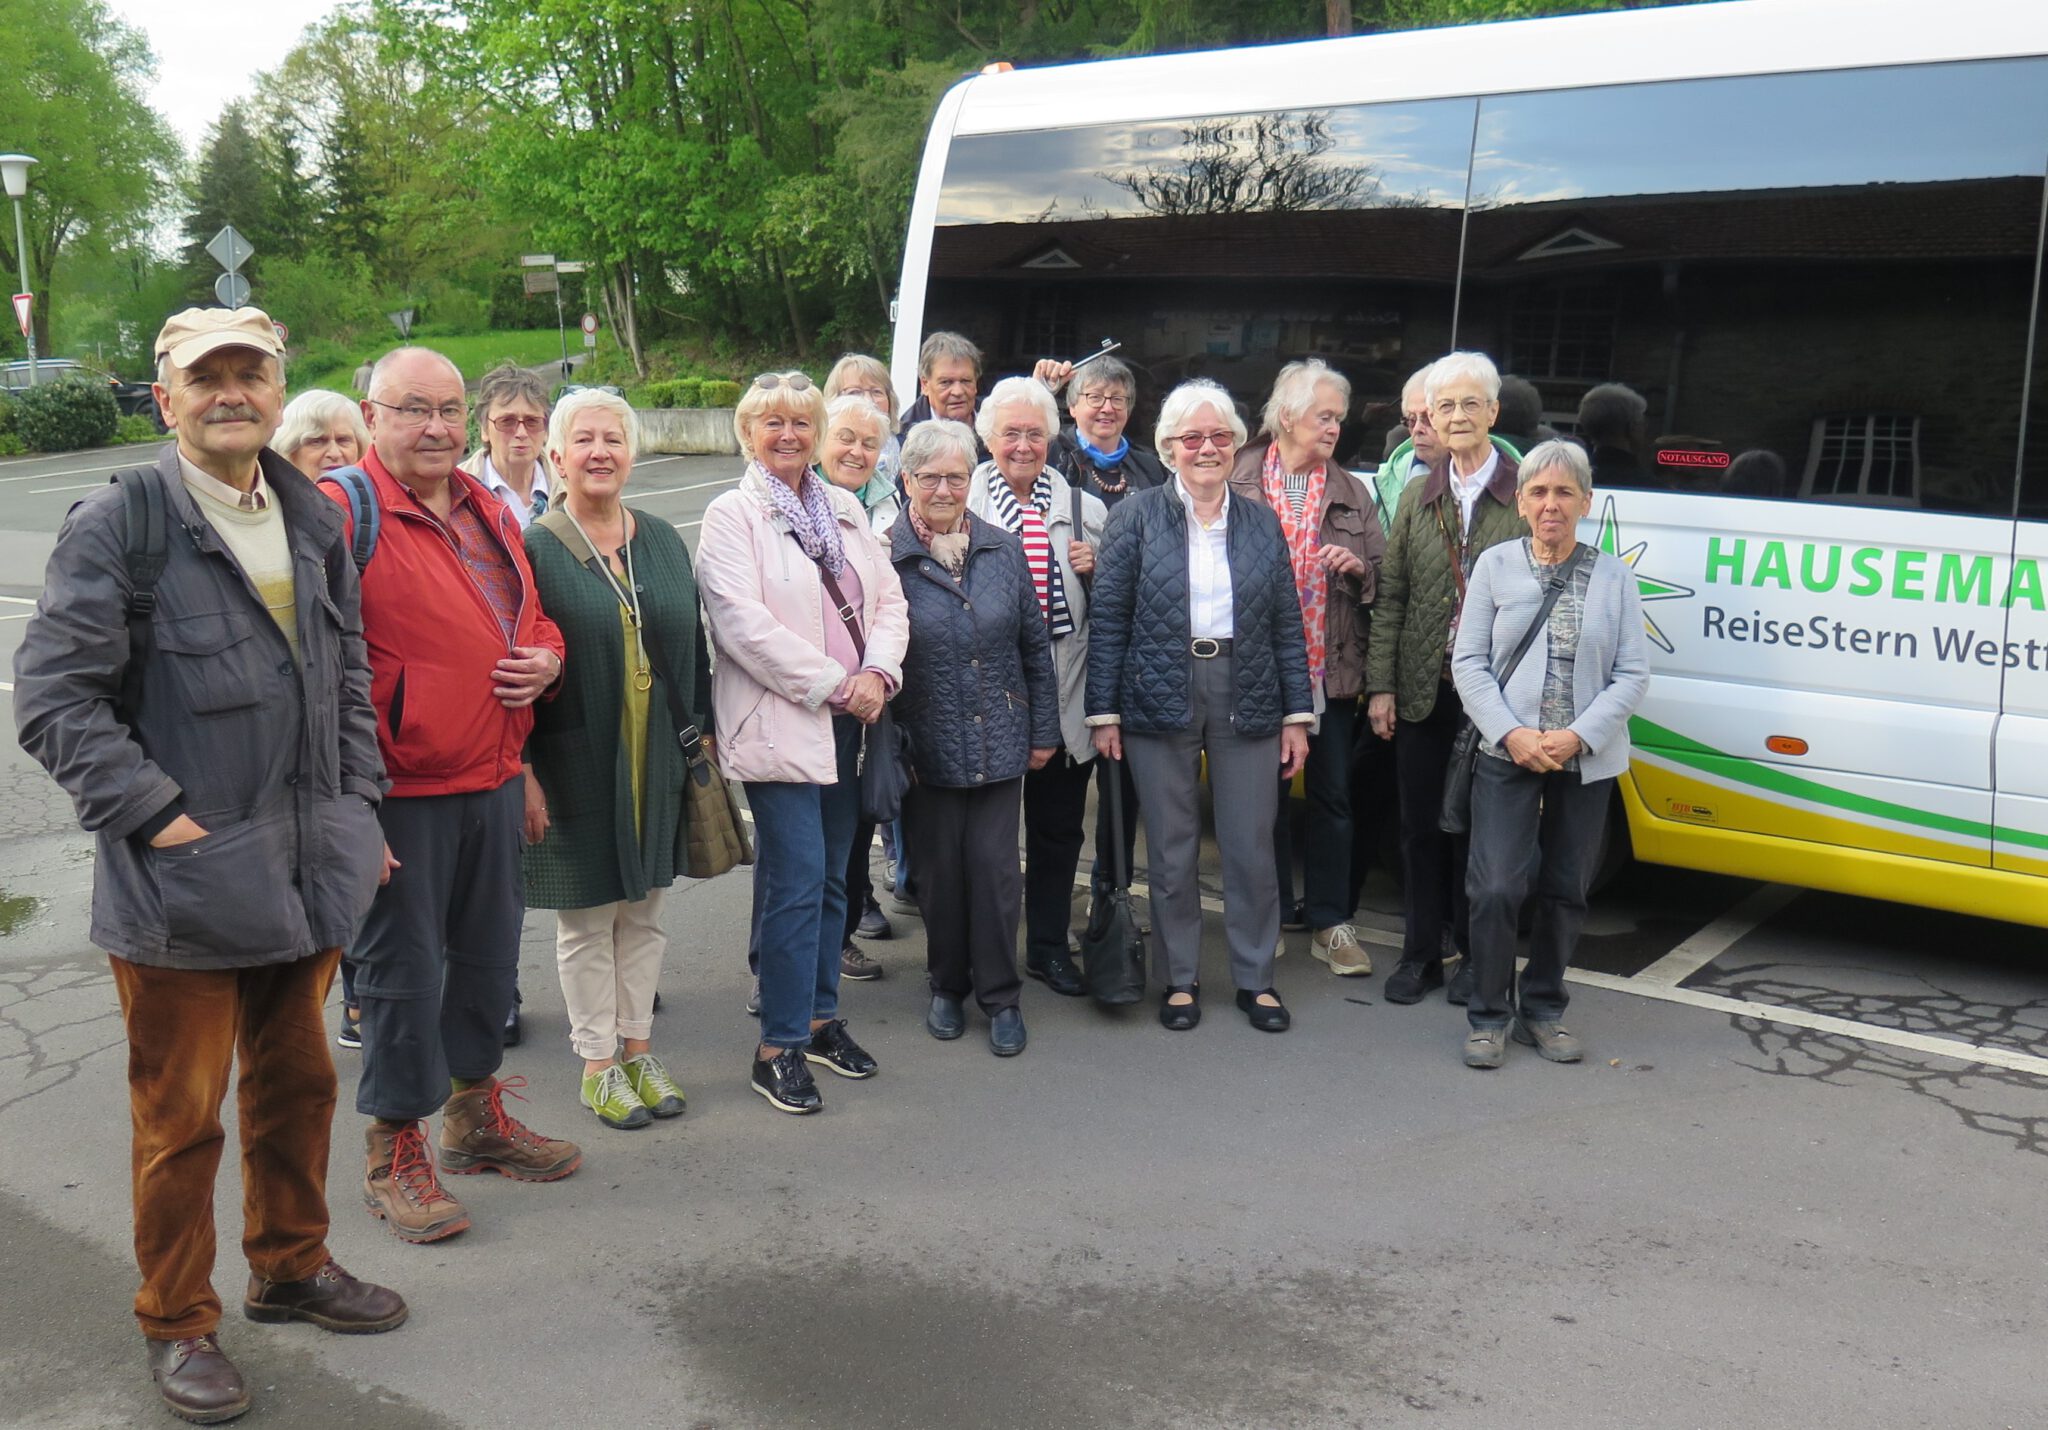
[[1628, 716, 2048, 852]]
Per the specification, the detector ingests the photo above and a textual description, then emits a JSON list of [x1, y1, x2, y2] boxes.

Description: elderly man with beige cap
[[13, 305, 406, 1425]]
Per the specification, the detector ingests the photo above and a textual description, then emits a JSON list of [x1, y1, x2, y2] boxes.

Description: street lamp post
[[0, 153, 38, 385]]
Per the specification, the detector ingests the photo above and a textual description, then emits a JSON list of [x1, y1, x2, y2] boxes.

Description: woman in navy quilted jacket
[[1086, 380, 1313, 1034]]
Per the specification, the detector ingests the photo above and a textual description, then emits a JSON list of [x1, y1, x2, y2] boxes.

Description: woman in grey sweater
[[1450, 440, 1649, 1070]]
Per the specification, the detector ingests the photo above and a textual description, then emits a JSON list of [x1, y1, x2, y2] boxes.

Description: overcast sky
[[110, 0, 342, 152]]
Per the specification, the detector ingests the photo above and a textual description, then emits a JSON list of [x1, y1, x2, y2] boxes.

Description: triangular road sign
[[11, 293, 30, 338]]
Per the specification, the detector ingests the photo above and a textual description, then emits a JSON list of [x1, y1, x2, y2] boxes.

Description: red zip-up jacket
[[321, 448, 565, 797]]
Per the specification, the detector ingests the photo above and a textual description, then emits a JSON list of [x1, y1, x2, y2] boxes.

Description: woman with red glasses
[[1085, 379, 1312, 1034]]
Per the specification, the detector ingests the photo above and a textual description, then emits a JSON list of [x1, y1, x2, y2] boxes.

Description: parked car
[[2, 359, 163, 426]]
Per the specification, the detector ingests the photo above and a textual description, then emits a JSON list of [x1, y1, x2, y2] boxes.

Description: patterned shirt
[[430, 483, 522, 645], [1481, 540, 1593, 768]]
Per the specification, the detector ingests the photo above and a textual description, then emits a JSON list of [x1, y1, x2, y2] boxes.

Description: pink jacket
[[696, 465, 909, 784]]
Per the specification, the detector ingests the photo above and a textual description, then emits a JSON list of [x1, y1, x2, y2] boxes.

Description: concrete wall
[[638, 407, 738, 455]]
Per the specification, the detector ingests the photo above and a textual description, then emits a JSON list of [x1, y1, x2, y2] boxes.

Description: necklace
[[565, 505, 651, 692]]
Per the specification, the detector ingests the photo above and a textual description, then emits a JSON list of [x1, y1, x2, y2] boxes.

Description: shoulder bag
[[1439, 544, 1589, 835], [1079, 756, 1146, 1006]]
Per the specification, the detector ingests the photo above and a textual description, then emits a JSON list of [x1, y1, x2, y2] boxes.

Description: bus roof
[[946, 0, 2048, 137]]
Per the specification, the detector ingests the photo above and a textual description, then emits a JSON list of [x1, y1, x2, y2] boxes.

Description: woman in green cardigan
[[522, 389, 713, 1130]]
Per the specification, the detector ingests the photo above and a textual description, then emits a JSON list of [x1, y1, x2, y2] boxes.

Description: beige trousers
[[554, 889, 668, 1059]]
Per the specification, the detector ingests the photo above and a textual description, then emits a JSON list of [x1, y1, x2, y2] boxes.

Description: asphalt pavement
[[0, 443, 2043, 1430]]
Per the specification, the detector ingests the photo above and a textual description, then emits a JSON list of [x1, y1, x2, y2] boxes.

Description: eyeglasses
[[909, 470, 971, 490], [997, 427, 1048, 445], [1075, 391, 1129, 410], [1169, 431, 1234, 452], [489, 414, 545, 434], [840, 386, 889, 403], [753, 372, 814, 392], [1403, 411, 1432, 429], [371, 399, 468, 427], [1432, 395, 1490, 419]]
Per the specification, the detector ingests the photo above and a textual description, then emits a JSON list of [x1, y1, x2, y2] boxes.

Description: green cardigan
[[522, 514, 713, 910]]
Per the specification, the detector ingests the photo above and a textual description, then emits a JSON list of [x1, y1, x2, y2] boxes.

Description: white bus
[[890, 0, 2048, 927]]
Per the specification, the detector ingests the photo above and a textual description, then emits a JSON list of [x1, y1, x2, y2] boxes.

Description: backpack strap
[[324, 466, 381, 572], [111, 467, 170, 715]]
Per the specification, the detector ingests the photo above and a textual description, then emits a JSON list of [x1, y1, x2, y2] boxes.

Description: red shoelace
[[388, 1122, 451, 1204], [475, 1075, 550, 1149]]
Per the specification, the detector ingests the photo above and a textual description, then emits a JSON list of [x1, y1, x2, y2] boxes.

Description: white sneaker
[[1310, 924, 1372, 976]]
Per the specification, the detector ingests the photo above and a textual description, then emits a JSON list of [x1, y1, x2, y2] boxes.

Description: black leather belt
[[1190, 637, 1234, 658]]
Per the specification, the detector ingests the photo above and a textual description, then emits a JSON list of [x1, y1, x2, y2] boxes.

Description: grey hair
[[899, 418, 979, 477], [1400, 362, 1435, 410], [275, 389, 369, 461], [823, 352, 897, 422], [1260, 357, 1351, 438], [1517, 438, 1592, 493], [975, 376, 1060, 445], [473, 362, 551, 424], [1576, 382, 1648, 445], [547, 387, 641, 464], [1067, 354, 1136, 411], [366, 346, 464, 400], [917, 331, 982, 379], [1154, 379, 1247, 457], [1423, 351, 1501, 405], [825, 391, 888, 434]]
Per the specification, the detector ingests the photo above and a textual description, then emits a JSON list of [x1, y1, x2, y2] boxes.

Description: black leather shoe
[[501, 1002, 522, 1048], [1159, 984, 1201, 1031], [855, 903, 892, 940], [750, 1047, 822, 1114], [244, 1258, 408, 1333], [805, 1018, 879, 1079], [1025, 951, 1086, 997], [988, 1006, 1027, 1057], [1280, 900, 1309, 932], [1446, 957, 1476, 1007], [1383, 962, 1445, 1005], [926, 993, 966, 1041], [1236, 988, 1292, 1032], [146, 1333, 250, 1424]]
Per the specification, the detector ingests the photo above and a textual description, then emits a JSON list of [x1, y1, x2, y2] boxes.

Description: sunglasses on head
[[753, 373, 814, 392]]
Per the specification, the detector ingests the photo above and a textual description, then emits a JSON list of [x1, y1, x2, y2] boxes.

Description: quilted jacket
[[1366, 453, 1527, 723], [887, 513, 1061, 789], [1085, 482, 1312, 737]]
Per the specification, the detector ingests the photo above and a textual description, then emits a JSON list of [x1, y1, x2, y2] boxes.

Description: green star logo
[[1595, 496, 1693, 654]]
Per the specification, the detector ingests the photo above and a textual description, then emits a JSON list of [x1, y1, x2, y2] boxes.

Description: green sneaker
[[622, 1053, 686, 1119], [581, 1064, 651, 1130]]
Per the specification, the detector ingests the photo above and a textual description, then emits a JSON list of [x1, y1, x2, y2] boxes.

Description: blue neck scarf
[[1080, 434, 1130, 470]]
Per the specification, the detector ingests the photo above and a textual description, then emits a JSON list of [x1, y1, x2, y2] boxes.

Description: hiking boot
[[363, 1121, 469, 1245], [622, 1052, 687, 1117], [581, 1064, 652, 1130], [1463, 1025, 1509, 1070], [840, 942, 884, 981], [1513, 1018, 1584, 1063], [439, 1076, 582, 1181], [1310, 924, 1372, 976], [243, 1258, 408, 1334], [146, 1333, 250, 1424]]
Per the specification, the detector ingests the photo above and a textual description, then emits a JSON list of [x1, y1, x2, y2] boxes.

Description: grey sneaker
[[839, 943, 883, 981], [1513, 1018, 1583, 1063], [744, 977, 761, 1017], [1463, 1025, 1508, 1069]]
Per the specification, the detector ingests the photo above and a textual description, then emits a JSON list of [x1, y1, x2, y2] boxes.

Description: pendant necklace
[[566, 506, 651, 691]]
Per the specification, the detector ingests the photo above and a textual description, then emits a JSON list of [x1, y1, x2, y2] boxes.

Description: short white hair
[[899, 418, 979, 476], [1516, 438, 1593, 493], [974, 376, 1060, 445], [1424, 351, 1501, 405], [548, 387, 641, 463], [1154, 379, 1247, 457], [275, 389, 368, 461], [1260, 358, 1351, 438], [824, 391, 887, 436]]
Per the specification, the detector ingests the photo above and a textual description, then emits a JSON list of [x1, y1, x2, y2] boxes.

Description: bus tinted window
[[928, 99, 1476, 458], [1464, 59, 2048, 515]]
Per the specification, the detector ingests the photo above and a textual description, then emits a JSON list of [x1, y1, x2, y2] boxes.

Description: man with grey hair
[[1577, 382, 1649, 489], [16, 306, 406, 1423], [324, 346, 579, 1247], [899, 332, 991, 463]]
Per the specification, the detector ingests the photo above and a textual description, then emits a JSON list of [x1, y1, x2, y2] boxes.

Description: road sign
[[388, 309, 415, 338], [519, 253, 556, 268], [556, 261, 586, 275], [214, 272, 252, 308], [580, 312, 599, 336], [205, 225, 254, 275], [523, 269, 558, 296], [584, 331, 596, 349], [272, 322, 289, 344], [11, 293, 29, 338]]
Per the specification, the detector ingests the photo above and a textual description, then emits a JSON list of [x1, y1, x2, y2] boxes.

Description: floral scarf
[[909, 506, 971, 577], [1261, 442, 1329, 689], [758, 461, 845, 575]]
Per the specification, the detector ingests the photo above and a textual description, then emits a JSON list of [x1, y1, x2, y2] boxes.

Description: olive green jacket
[[522, 514, 712, 910], [1365, 453, 1527, 723]]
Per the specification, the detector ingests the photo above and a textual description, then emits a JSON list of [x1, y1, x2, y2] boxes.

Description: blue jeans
[[744, 716, 862, 1049]]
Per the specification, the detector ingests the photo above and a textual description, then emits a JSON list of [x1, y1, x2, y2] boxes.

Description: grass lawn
[[289, 327, 576, 395]]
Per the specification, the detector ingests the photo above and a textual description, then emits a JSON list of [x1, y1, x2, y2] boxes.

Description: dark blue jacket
[[888, 514, 1060, 788], [1085, 482, 1312, 737]]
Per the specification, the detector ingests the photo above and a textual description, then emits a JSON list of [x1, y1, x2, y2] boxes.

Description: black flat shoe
[[1026, 951, 1086, 997], [1383, 962, 1445, 1005], [926, 993, 966, 1041], [1158, 984, 1201, 1031], [1235, 988, 1291, 1033]]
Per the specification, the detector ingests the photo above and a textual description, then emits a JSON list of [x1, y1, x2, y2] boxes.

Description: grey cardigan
[[1449, 540, 1649, 783]]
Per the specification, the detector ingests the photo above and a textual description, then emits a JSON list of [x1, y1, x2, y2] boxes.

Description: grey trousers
[[1122, 654, 1281, 992]]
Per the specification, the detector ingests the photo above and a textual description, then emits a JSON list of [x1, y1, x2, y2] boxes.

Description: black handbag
[[805, 546, 916, 823], [1439, 545, 1588, 835], [1080, 755, 1147, 1006]]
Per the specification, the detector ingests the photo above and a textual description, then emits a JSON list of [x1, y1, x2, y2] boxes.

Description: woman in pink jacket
[[696, 373, 909, 1115]]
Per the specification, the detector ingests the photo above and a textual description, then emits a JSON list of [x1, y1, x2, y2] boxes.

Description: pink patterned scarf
[[1261, 442, 1329, 689]]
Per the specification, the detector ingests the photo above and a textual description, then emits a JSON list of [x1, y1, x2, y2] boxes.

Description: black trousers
[[1464, 756, 1613, 1028], [1347, 715, 1401, 914], [1089, 754, 1142, 894], [842, 818, 880, 946], [1023, 753, 1093, 965], [1392, 682, 1470, 972], [1273, 697, 1360, 929], [904, 778, 1024, 1013]]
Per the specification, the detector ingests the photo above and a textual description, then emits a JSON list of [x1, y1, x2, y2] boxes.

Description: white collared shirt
[[1448, 446, 1498, 536], [178, 451, 268, 511], [476, 452, 549, 529], [1175, 475, 1233, 639]]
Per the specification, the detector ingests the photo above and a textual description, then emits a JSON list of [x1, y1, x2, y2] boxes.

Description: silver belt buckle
[[1190, 637, 1221, 659]]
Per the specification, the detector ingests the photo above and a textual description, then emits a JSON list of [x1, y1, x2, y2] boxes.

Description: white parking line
[[0, 459, 132, 484], [0, 596, 36, 606], [624, 477, 735, 502], [1633, 883, 1802, 987], [28, 481, 111, 496]]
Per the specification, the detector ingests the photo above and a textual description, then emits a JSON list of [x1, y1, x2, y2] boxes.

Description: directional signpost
[[522, 252, 587, 376], [206, 225, 254, 309]]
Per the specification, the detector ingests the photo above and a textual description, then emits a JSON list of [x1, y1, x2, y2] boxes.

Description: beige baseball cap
[[153, 306, 285, 370]]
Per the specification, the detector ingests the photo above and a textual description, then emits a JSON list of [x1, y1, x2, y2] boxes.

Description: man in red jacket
[[325, 347, 578, 1244]]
